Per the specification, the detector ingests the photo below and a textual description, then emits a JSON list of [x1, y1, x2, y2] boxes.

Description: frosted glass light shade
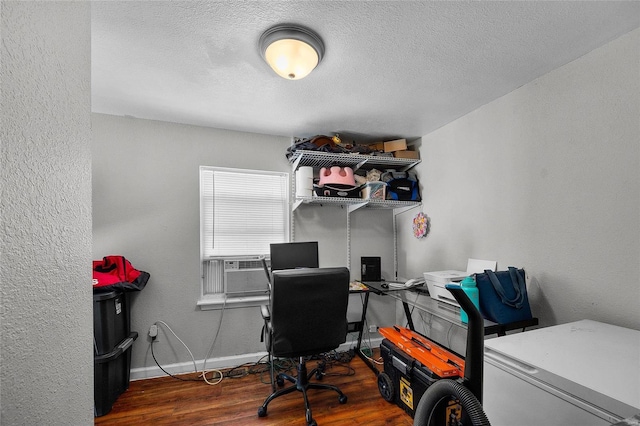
[[259, 25, 324, 80], [264, 39, 319, 80]]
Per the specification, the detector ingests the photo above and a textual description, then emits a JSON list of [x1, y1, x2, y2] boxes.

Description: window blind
[[200, 167, 289, 258]]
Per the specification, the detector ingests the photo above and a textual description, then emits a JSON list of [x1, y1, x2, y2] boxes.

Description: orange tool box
[[378, 326, 465, 378], [395, 326, 465, 377]]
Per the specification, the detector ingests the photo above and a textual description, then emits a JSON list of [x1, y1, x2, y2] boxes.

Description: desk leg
[[355, 292, 379, 375], [402, 302, 415, 331], [355, 292, 369, 352]]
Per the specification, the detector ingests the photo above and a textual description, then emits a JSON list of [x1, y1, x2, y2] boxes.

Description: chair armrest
[[260, 304, 270, 321], [260, 304, 271, 346]]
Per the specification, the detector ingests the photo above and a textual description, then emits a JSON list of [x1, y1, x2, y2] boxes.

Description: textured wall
[[1, 2, 93, 424], [399, 28, 640, 331]]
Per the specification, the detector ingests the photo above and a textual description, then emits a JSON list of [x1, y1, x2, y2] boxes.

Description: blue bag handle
[[485, 267, 526, 309]]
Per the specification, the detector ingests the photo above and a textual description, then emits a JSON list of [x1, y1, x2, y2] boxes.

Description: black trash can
[[94, 331, 138, 416], [94, 290, 130, 355], [93, 289, 135, 417]]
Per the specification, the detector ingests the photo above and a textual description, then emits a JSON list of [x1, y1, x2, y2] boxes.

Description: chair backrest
[[270, 267, 350, 358]]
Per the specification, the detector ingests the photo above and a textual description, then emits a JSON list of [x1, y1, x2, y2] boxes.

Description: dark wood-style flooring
[[95, 350, 414, 425]]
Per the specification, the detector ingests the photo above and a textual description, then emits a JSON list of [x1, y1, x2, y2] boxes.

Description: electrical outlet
[[368, 325, 378, 333], [149, 324, 158, 341]]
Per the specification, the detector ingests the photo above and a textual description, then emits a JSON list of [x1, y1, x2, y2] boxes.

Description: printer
[[423, 259, 497, 307], [423, 270, 468, 306]]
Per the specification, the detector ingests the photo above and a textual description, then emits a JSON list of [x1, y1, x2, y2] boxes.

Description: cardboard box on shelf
[[383, 139, 407, 152], [394, 149, 420, 159], [368, 142, 385, 152]]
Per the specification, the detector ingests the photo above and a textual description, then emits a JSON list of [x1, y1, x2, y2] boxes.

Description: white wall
[[91, 114, 397, 373], [0, 2, 93, 424], [399, 28, 640, 331]]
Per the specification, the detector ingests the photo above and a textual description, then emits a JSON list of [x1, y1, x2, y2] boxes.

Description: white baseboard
[[130, 351, 267, 381], [130, 337, 383, 381]]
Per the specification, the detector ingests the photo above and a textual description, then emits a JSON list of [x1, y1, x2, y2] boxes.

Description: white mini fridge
[[482, 320, 639, 425]]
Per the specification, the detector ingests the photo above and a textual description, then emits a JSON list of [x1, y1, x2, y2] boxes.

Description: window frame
[[198, 166, 290, 309]]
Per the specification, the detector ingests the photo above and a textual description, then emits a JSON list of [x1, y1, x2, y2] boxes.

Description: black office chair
[[258, 267, 350, 426]]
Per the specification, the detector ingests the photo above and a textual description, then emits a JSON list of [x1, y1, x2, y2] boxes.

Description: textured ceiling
[[91, 1, 640, 142]]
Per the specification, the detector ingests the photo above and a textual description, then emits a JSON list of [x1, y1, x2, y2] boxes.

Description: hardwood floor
[[95, 351, 414, 426]]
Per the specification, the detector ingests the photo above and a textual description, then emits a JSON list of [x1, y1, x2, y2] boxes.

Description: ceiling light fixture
[[259, 24, 325, 80]]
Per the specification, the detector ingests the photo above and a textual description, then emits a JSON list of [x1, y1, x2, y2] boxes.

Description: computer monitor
[[270, 241, 319, 271]]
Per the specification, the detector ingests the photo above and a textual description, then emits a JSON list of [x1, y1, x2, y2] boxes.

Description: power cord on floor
[[150, 339, 201, 382], [316, 351, 356, 377], [358, 317, 383, 365], [150, 319, 223, 385], [359, 349, 384, 365], [200, 295, 227, 385]]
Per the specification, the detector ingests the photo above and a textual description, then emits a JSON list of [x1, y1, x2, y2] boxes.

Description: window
[[199, 166, 289, 308]]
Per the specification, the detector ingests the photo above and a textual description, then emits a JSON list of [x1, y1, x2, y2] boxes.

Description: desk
[[353, 281, 538, 374]]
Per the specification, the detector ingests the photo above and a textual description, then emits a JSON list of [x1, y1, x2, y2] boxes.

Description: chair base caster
[[257, 406, 267, 417]]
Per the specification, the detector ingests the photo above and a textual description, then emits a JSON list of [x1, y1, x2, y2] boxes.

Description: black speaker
[[361, 257, 381, 281]]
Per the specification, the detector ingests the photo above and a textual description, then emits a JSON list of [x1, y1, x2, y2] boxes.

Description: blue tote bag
[[475, 267, 533, 324]]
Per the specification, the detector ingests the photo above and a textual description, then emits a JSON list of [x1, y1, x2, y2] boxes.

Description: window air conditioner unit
[[224, 258, 269, 297]]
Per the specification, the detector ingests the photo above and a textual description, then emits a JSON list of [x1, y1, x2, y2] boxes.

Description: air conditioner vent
[[204, 258, 270, 297], [224, 259, 265, 271], [221, 258, 270, 297]]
